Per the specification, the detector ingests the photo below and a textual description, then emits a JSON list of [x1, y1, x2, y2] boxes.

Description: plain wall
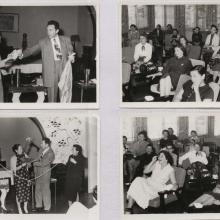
[[0, 6, 94, 49], [0, 118, 43, 168]]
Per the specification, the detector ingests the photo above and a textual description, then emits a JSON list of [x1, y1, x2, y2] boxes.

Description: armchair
[[148, 167, 186, 213]]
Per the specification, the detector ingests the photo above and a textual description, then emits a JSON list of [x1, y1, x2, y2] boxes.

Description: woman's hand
[[70, 158, 77, 164], [152, 156, 158, 163]]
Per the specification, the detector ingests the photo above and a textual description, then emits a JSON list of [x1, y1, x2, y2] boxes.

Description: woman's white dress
[[127, 161, 174, 209]]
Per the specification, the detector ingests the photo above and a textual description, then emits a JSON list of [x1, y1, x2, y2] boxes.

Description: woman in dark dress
[[174, 65, 214, 102], [10, 144, 31, 214], [65, 144, 85, 207]]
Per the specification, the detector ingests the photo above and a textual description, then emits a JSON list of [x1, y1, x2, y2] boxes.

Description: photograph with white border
[[0, 111, 99, 219], [121, 109, 220, 220], [121, 0, 220, 108], [0, 0, 99, 109]]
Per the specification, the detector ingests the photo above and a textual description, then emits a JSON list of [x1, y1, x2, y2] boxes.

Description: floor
[[4, 185, 95, 214]]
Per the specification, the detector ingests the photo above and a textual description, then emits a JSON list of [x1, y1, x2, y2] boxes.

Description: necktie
[[142, 45, 145, 51], [209, 34, 214, 46], [53, 38, 62, 60]]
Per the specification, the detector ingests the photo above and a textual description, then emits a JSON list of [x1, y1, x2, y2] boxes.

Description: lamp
[[70, 34, 80, 51]]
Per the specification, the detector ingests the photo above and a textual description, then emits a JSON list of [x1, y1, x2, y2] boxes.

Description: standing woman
[[65, 144, 85, 207], [10, 144, 31, 214], [128, 24, 140, 47]]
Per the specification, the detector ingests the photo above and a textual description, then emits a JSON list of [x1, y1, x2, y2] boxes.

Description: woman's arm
[[170, 170, 178, 190], [143, 156, 157, 174]]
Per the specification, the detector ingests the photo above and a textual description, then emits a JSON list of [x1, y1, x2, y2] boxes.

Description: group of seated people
[[123, 23, 220, 102], [123, 128, 218, 213]]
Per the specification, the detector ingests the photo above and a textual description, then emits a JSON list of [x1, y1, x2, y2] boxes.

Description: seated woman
[[173, 65, 214, 102], [179, 143, 208, 166], [161, 144, 178, 166], [126, 150, 177, 213], [179, 36, 204, 67], [159, 45, 192, 97]]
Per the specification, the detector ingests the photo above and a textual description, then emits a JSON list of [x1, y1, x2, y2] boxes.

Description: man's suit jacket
[[34, 147, 55, 183], [23, 36, 73, 87]]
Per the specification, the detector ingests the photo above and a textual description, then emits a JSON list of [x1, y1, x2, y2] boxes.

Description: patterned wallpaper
[[38, 117, 86, 164]]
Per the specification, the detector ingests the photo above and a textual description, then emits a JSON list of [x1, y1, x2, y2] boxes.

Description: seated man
[[203, 24, 220, 68], [133, 34, 152, 64], [179, 143, 208, 166]]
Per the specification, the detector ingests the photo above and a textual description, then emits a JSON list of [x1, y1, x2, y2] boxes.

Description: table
[[74, 82, 96, 102], [9, 63, 42, 75], [8, 85, 47, 103]]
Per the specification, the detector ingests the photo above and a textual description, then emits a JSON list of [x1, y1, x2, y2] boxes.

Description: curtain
[[133, 117, 148, 140], [175, 5, 185, 35], [208, 116, 215, 137], [207, 5, 217, 29], [148, 5, 155, 31], [122, 5, 129, 34], [178, 117, 189, 140]]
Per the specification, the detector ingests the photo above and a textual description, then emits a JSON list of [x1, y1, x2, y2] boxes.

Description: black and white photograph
[[122, 110, 220, 218], [121, 3, 220, 105], [0, 114, 98, 218], [0, 4, 97, 105]]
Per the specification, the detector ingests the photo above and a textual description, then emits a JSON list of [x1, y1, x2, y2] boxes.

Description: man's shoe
[[43, 209, 51, 213]]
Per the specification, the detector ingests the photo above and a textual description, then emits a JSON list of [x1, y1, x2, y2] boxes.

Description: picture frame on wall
[[0, 13, 19, 32]]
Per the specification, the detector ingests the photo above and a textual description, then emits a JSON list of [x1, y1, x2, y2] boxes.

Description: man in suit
[[16, 20, 75, 102], [33, 137, 55, 212]]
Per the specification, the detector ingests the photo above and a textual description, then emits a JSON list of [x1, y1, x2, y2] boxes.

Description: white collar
[[51, 35, 59, 42]]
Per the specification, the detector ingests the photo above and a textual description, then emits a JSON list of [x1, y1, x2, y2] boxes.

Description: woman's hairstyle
[[180, 36, 188, 44], [138, 130, 148, 140], [172, 28, 179, 34], [174, 45, 187, 57], [159, 150, 174, 166], [12, 144, 21, 154], [211, 24, 218, 33], [73, 144, 83, 156], [47, 20, 60, 30], [191, 130, 198, 135], [167, 24, 173, 29], [162, 129, 169, 135], [130, 24, 138, 30], [193, 26, 200, 31]]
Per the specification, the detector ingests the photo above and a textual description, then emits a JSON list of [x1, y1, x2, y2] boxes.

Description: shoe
[[32, 207, 43, 213], [43, 209, 50, 213]]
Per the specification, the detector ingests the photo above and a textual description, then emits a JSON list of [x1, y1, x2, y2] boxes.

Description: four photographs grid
[[1, 0, 220, 220]]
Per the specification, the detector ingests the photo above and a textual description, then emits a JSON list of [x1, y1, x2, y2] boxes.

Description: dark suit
[[22, 35, 73, 102], [34, 147, 55, 210]]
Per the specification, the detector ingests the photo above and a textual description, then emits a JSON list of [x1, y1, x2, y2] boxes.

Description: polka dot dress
[[15, 154, 31, 202]]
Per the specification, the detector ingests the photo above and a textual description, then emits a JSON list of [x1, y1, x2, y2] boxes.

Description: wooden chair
[[148, 167, 186, 213]]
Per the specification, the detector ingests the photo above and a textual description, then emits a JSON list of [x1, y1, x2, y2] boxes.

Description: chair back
[[173, 74, 191, 101], [174, 166, 186, 188], [122, 46, 135, 64], [209, 82, 220, 101], [188, 45, 201, 60], [122, 63, 131, 84]]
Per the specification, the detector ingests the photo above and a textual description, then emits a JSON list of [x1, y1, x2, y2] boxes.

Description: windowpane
[[147, 116, 163, 140], [214, 116, 220, 136], [155, 5, 165, 27], [136, 6, 148, 28], [185, 5, 196, 29], [128, 5, 137, 27], [197, 5, 207, 30], [165, 6, 175, 26], [188, 116, 208, 135]]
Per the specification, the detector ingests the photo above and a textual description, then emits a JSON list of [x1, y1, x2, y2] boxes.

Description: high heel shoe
[[1, 207, 9, 213]]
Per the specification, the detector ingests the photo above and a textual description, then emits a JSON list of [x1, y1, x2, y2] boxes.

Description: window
[[136, 6, 148, 28], [154, 5, 175, 28], [214, 115, 220, 136], [128, 5, 137, 27], [188, 116, 208, 135], [185, 5, 196, 29]]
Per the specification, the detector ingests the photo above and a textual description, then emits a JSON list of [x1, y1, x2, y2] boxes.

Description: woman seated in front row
[[126, 150, 177, 213], [174, 65, 214, 102], [159, 45, 193, 97]]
